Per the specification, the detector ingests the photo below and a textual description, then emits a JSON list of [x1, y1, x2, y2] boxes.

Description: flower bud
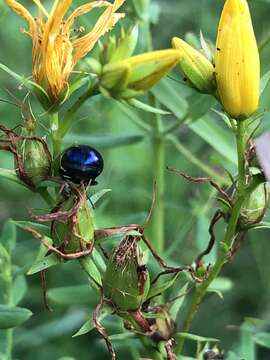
[[101, 25, 138, 64], [172, 37, 216, 94], [240, 183, 268, 226], [149, 305, 176, 342], [215, 0, 260, 119], [21, 139, 51, 187], [103, 235, 150, 311], [52, 192, 94, 254], [101, 50, 181, 98]]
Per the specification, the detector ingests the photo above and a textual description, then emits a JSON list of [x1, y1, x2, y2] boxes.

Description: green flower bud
[[172, 37, 216, 94], [100, 49, 181, 99], [149, 305, 176, 342], [52, 192, 94, 254], [240, 183, 268, 226], [103, 235, 150, 311], [100, 26, 138, 65], [20, 138, 51, 187]]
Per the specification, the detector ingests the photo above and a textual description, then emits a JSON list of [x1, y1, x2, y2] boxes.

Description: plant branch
[[174, 119, 262, 355], [167, 135, 229, 186]]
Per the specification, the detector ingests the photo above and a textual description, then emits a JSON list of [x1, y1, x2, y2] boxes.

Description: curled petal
[[72, 0, 125, 64], [5, 0, 36, 36]]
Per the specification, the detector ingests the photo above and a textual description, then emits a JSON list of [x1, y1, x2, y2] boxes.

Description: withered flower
[[5, 0, 125, 102]]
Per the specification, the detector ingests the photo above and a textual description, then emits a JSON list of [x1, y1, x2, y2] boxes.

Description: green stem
[[151, 124, 165, 254], [175, 175, 262, 355], [236, 121, 246, 195], [175, 122, 256, 356], [168, 135, 229, 186], [143, 10, 166, 255], [50, 112, 62, 160], [60, 84, 99, 138], [4, 255, 13, 360]]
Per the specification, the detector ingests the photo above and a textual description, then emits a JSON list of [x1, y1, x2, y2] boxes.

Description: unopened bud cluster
[[172, 0, 260, 120]]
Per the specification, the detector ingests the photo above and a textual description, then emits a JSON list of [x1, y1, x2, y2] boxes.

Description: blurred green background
[[1, 0, 270, 359]]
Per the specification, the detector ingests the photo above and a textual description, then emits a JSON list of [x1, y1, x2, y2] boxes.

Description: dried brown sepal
[[164, 339, 177, 360], [93, 295, 116, 360], [195, 209, 224, 268], [103, 234, 150, 311], [95, 224, 191, 279], [167, 166, 233, 207], [0, 124, 51, 188], [23, 227, 93, 260]]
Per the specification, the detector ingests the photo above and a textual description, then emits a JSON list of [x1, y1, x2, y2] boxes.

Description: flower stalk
[[175, 125, 264, 355]]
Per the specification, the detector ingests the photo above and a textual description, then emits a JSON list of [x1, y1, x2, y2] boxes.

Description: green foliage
[[1, 0, 270, 359]]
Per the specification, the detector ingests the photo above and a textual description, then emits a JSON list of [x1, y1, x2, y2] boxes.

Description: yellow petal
[[215, 0, 260, 119], [72, 0, 125, 64], [124, 49, 181, 91], [5, 0, 36, 36]]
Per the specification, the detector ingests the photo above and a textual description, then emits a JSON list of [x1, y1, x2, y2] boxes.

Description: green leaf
[[48, 285, 98, 306], [208, 277, 233, 294], [1, 220, 16, 253], [72, 305, 112, 337], [80, 257, 102, 288], [27, 253, 61, 275], [64, 133, 144, 149], [253, 332, 270, 349], [91, 248, 106, 274], [125, 98, 170, 115], [0, 63, 50, 108], [170, 283, 189, 321], [187, 93, 216, 121], [12, 275, 27, 306], [260, 69, 270, 96], [109, 332, 135, 341], [0, 304, 32, 329], [152, 78, 189, 118], [89, 189, 112, 206], [14, 310, 85, 346], [13, 220, 50, 237], [175, 332, 219, 343], [189, 116, 237, 164], [0, 168, 27, 188], [147, 273, 179, 300], [239, 322, 256, 360]]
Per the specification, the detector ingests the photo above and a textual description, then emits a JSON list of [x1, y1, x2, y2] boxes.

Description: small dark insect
[[216, 47, 221, 51], [59, 145, 104, 186]]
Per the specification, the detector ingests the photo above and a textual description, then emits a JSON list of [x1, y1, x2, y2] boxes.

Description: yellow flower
[[5, 0, 125, 102], [215, 0, 260, 119]]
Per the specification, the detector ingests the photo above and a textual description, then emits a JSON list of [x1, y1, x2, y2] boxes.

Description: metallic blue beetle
[[59, 145, 104, 185]]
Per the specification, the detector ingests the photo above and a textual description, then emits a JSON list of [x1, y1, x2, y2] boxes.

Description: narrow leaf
[[72, 306, 112, 337], [12, 275, 27, 306], [48, 285, 98, 306], [64, 133, 144, 149], [0, 304, 32, 329], [1, 220, 16, 253], [176, 332, 219, 343], [125, 98, 170, 115], [27, 253, 61, 275]]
